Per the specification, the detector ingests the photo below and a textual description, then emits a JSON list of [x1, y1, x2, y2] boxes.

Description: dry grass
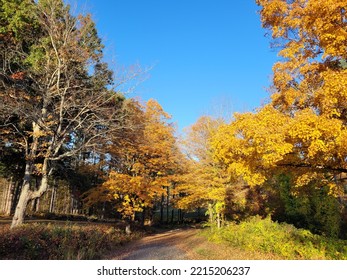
[[197, 217, 347, 260], [0, 222, 143, 260], [177, 228, 282, 260]]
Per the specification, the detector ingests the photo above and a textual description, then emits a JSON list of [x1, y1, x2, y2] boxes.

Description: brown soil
[[107, 227, 281, 260], [109, 228, 197, 260]]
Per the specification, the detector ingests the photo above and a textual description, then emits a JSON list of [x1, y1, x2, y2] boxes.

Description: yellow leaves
[[183, 115, 222, 161], [326, 182, 342, 197], [82, 184, 114, 207], [295, 173, 317, 188], [307, 139, 327, 158], [212, 102, 346, 189], [92, 99, 183, 218], [278, 41, 304, 59], [335, 130, 347, 160], [131, 162, 144, 174], [292, 172, 342, 198], [288, 109, 342, 161], [174, 116, 229, 210], [145, 98, 172, 122], [212, 105, 294, 186], [249, 1, 347, 193], [101, 172, 154, 217], [315, 69, 347, 116], [118, 195, 144, 217], [228, 162, 266, 187], [31, 128, 47, 138], [257, 0, 289, 37], [33, 163, 43, 175], [258, 0, 347, 58], [259, 0, 347, 116]]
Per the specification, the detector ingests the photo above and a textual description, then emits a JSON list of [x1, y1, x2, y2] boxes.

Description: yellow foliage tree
[[212, 0, 347, 197], [175, 116, 230, 227], [84, 99, 184, 222]]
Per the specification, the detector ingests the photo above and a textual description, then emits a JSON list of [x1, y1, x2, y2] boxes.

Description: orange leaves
[[258, 0, 347, 58], [257, 0, 289, 37], [10, 71, 25, 80], [259, 0, 347, 114], [96, 99, 183, 218], [145, 98, 172, 121]]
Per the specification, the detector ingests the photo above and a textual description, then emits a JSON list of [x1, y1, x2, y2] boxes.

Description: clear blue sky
[[76, 0, 278, 131]]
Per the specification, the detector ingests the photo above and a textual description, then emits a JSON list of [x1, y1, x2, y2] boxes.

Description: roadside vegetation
[[203, 216, 347, 260], [0, 222, 143, 260]]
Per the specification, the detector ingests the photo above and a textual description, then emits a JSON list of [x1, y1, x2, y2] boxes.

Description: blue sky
[[77, 0, 278, 131]]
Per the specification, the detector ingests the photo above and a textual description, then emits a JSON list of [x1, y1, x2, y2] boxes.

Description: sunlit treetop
[[257, 0, 347, 116], [211, 0, 347, 195]]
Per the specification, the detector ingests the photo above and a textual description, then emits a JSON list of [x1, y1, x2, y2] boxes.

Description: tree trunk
[[148, 208, 154, 226], [1, 183, 6, 214], [101, 202, 106, 219], [11, 159, 50, 228], [31, 198, 40, 213], [160, 194, 164, 223], [170, 194, 175, 224], [49, 184, 56, 213], [178, 209, 182, 224], [4, 177, 15, 216], [141, 208, 146, 226], [180, 210, 185, 223], [171, 209, 174, 224], [125, 224, 131, 235], [208, 203, 214, 225], [11, 180, 31, 228], [1, 178, 9, 214], [166, 186, 169, 224], [217, 213, 221, 229]]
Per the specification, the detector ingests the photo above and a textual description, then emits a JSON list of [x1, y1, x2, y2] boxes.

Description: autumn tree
[[213, 0, 347, 188], [175, 116, 230, 227], [0, 0, 136, 228], [256, 0, 347, 187], [211, 0, 347, 234], [84, 99, 184, 225]]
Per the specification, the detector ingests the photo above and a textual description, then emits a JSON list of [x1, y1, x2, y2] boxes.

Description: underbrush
[[206, 216, 347, 260], [0, 223, 143, 259]]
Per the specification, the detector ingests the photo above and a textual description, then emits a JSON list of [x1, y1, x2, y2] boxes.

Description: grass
[[177, 228, 282, 260], [204, 216, 347, 260], [0, 222, 143, 260], [2, 216, 345, 260]]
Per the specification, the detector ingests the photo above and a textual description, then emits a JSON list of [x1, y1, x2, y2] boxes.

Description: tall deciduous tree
[[84, 99, 184, 223], [176, 116, 229, 227], [0, 0, 134, 228], [212, 0, 347, 198]]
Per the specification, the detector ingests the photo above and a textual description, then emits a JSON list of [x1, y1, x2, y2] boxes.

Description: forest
[[1, 0, 347, 260]]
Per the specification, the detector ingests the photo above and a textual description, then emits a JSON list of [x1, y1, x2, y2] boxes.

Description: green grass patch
[[0, 223, 143, 259], [206, 216, 347, 260]]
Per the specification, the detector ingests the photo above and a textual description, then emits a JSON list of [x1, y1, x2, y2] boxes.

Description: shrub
[[0, 223, 142, 259], [207, 216, 347, 260]]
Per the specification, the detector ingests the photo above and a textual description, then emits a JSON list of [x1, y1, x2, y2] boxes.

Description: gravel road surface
[[111, 228, 198, 260]]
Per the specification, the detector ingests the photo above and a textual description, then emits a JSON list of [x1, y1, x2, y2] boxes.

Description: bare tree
[[0, 0, 139, 228]]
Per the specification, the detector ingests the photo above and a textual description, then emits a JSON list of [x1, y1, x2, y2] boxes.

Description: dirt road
[[110, 228, 198, 260]]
